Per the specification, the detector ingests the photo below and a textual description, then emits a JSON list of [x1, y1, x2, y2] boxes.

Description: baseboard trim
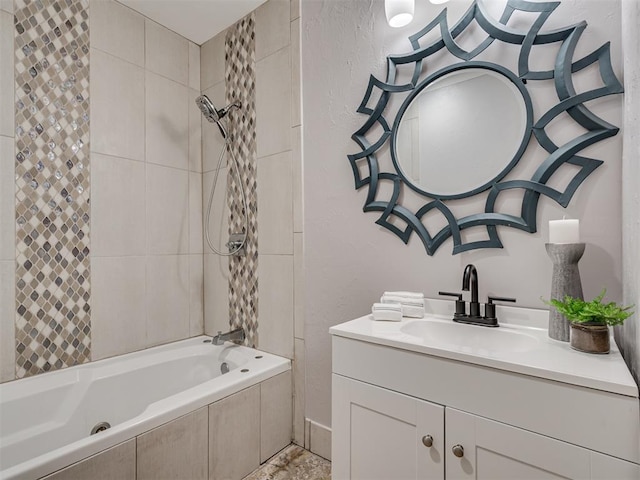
[[304, 418, 331, 461]]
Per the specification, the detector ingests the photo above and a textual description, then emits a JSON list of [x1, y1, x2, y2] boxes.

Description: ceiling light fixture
[[385, 0, 415, 28], [429, 0, 451, 4]]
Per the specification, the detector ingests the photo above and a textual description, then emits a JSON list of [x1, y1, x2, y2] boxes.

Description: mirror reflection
[[394, 68, 528, 198]]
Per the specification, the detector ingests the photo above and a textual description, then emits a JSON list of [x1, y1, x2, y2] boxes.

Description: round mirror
[[393, 66, 530, 199]]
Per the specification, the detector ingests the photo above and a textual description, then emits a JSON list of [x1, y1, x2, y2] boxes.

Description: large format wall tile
[[201, 82, 226, 173], [294, 232, 304, 339], [43, 439, 136, 480], [255, 0, 290, 61], [137, 408, 208, 480], [189, 171, 203, 254], [189, 254, 204, 336], [200, 32, 225, 91], [91, 256, 146, 360], [0, 260, 15, 382], [189, 42, 200, 91], [256, 46, 291, 158], [0, 0, 12, 13], [146, 255, 190, 346], [0, 135, 14, 260], [90, 153, 145, 257], [145, 72, 189, 170], [257, 151, 293, 254], [292, 125, 303, 233], [293, 338, 305, 445], [146, 164, 189, 255], [203, 167, 229, 252], [0, 10, 13, 137], [91, 48, 144, 161], [261, 370, 293, 462], [291, 17, 301, 128], [14, 0, 91, 377], [145, 19, 189, 86], [90, 0, 144, 67], [291, 0, 300, 21], [189, 88, 203, 172], [204, 253, 229, 336], [258, 254, 294, 358], [209, 385, 261, 480]]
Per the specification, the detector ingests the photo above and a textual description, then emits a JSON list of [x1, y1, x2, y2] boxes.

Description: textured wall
[[301, 0, 624, 427], [616, 0, 640, 385]]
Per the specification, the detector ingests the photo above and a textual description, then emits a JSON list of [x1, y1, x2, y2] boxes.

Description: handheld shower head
[[195, 95, 242, 140], [195, 95, 220, 123]]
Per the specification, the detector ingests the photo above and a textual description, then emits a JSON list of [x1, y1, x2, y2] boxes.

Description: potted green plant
[[547, 290, 634, 354]]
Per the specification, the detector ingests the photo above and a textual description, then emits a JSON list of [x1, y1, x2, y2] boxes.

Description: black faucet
[[440, 265, 516, 327], [462, 264, 480, 318]]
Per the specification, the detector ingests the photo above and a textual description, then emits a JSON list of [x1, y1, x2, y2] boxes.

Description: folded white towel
[[383, 291, 424, 300], [372, 302, 402, 312], [380, 295, 425, 307], [379, 296, 425, 318], [401, 304, 425, 319], [371, 303, 403, 321]]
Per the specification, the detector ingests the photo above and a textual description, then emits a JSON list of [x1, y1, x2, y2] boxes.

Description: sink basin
[[400, 320, 540, 354]]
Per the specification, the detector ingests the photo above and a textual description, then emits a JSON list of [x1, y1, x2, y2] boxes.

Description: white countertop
[[329, 300, 638, 398]]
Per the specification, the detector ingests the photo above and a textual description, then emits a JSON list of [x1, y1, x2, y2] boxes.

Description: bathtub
[[0, 336, 290, 479]]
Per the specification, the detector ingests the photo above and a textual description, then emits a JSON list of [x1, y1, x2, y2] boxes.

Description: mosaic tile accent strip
[[14, 0, 91, 377], [225, 13, 258, 348]]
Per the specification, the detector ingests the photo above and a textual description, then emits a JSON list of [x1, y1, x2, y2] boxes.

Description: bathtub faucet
[[212, 327, 246, 346]]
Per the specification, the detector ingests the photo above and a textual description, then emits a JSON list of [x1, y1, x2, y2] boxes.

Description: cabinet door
[[445, 408, 640, 480], [332, 374, 444, 480]]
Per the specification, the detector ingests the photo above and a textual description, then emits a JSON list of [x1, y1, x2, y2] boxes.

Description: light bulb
[[385, 0, 415, 28]]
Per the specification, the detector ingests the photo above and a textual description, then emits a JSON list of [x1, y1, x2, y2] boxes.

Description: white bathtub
[[0, 336, 290, 479]]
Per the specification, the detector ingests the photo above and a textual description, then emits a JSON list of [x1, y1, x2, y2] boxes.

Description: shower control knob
[[421, 435, 433, 447], [452, 444, 464, 458]]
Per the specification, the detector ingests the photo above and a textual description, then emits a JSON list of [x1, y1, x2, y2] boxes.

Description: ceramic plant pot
[[570, 322, 610, 354]]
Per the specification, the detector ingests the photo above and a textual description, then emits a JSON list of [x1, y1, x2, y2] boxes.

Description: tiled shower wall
[[201, 0, 304, 445], [89, 0, 203, 361], [0, 0, 16, 381], [0, 0, 204, 381]]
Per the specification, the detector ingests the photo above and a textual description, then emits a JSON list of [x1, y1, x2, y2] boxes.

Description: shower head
[[195, 95, 241, 139], [196, 95, 220, 123]]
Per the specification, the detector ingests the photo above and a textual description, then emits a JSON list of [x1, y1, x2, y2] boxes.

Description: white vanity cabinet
[[332, 375, 445, 479], [331, 313, 640, 480]]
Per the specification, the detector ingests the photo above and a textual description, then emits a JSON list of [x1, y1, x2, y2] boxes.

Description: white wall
[[301, 0, 624, 427], [617, 0, 640, 384]]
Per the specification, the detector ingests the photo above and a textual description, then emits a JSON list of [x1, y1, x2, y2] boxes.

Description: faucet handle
[[439, 291, 462, 300], [438, 291, 466, 318], [485, 296, 516, 320]]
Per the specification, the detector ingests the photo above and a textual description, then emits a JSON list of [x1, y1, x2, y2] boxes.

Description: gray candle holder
[[545, 243, 586, 342]]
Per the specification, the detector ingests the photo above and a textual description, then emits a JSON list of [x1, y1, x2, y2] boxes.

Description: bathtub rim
[[0, 336, 291, 480]]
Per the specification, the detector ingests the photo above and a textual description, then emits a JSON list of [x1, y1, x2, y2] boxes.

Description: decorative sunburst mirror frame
[[348, 0, 623, 255]]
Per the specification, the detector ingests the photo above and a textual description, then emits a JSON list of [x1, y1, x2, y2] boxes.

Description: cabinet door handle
[[421, 435, 433, 447], [452, 444, 464, 458]]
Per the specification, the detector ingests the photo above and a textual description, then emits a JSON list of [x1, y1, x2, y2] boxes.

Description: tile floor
[[243, 445, 331, 480]]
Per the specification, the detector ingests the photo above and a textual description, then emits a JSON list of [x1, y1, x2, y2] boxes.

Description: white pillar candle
[[549, 219, 580, 244]]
